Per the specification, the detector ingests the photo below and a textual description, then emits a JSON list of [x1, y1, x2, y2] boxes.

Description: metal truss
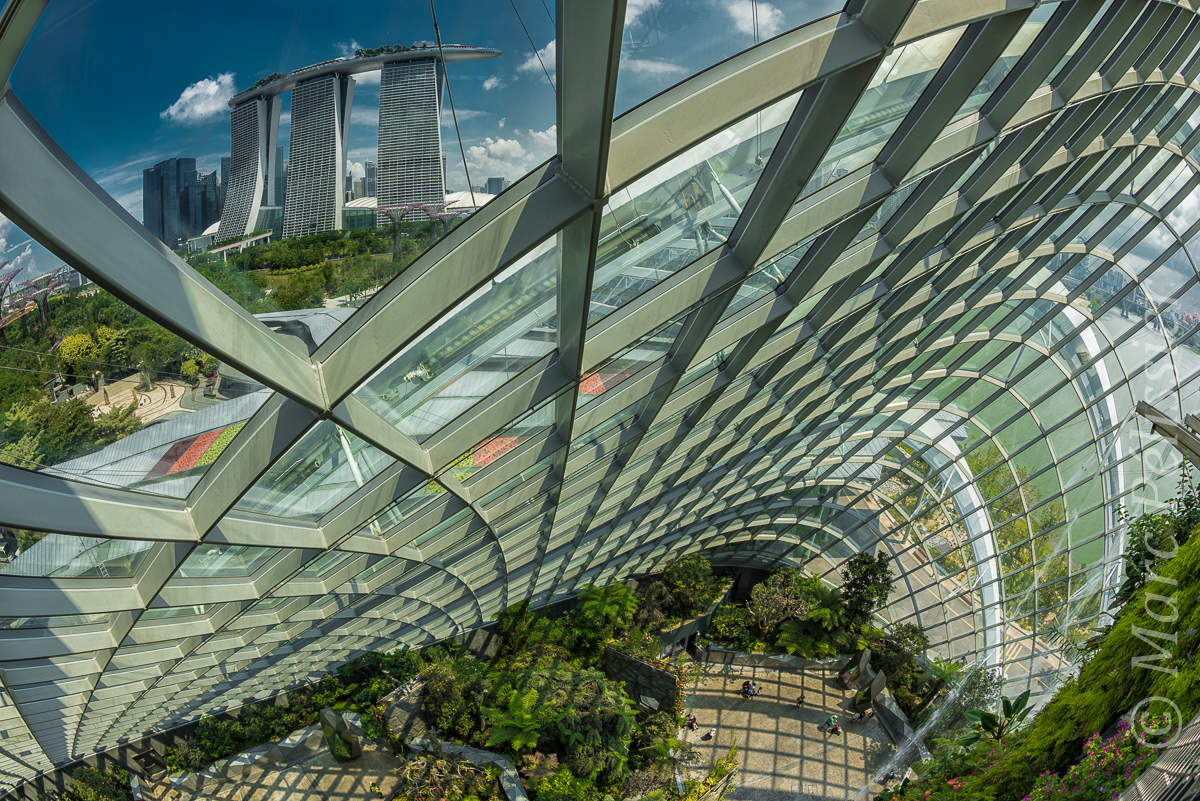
[[2, 0, 1200, 793]]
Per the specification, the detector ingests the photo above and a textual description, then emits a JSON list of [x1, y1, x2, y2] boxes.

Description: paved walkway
[[682, 664, 895, 801], [152, 744, 401, 801]]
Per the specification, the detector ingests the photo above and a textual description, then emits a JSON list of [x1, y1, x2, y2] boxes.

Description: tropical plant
[[775, 619, 833, 657], [578, 582, 638, 631], [61, 764, 134, 801], [485, 688, 543, 752], [840, 551, 895, 631], [804, 582, 846, 631], [660, 553, 721, 619], [748, 566, 807, 636], [959, 690, 1031, 744]]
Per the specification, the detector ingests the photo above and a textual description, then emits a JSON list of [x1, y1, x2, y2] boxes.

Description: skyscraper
[[217, 97, 281, 241], [142, 157, 197, 250], [283, 74, 355, 239], [364, 159, 377, 197], [378, 59, 443, 208], [185, 170, 221, 239], [485, 177, 507, 195]]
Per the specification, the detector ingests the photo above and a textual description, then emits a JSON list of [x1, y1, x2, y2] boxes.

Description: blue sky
[[0, 0, 839, 281]]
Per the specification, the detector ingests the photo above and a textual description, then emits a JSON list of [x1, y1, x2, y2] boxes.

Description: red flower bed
[[474, 436, 519, 467], [167, 429, 224, 474]]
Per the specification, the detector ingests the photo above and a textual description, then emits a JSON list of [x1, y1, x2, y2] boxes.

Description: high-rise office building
[[364, 159, 377, 197], [142, 157, 196, 250], [485, 177, 508, 195], [185, 170, 221, 239], [378, 60, 443, 208], [283, 74, 354, 239], [216, 97, 281, 241]]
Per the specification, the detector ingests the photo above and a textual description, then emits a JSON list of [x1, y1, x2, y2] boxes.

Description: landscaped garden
[[876, 473, 1200, 801]]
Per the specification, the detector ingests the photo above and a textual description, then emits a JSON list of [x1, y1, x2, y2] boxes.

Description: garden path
[[153, 743, 401, 801], [682, 664, 895, 801]]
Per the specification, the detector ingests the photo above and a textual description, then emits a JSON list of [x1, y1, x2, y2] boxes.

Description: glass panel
[[352, 237, 557, 440], [0, 530, 155, 578], [802, 28, 961, 197], [139, 605, 214, 620], [614, 0, 844, 116], [954, 5, 1053, 122], [235, 420, 395, 519], [12, 0, 560, 310], [590, 92, 801, 323], [0, 613, 112, 629], [176, 544, 277, 578], [0, 221, 268, 498]]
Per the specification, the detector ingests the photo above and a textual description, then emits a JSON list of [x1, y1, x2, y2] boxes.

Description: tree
[[59, 331, 100, 372], [578, 583, 638, 631], [841, 551, 895, 631], [660, 553, 717, 619], [776, 619, 834, 658], [747, 566, 806, 636]]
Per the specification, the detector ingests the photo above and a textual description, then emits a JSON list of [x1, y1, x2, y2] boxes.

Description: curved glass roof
[[1, 0, 1199, 792]]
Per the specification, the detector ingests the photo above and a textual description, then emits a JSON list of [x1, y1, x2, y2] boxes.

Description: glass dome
[[0, 0, 1197, 792]]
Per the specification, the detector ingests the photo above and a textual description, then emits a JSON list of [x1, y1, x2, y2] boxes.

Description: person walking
[[369, 781, 382, 798], [796, 694, 805, 708]]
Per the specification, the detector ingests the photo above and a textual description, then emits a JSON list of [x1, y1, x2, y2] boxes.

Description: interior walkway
[[683, 664, 895, 801]]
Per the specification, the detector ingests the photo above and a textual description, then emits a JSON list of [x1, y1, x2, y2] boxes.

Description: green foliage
[[578, 583, 638, 632], [485, 688, 543, 752], [869, 623, 929, 714], [1024, 717, 1162, 800], [534, 766, 607, 801], [659, 553, 724, 620], [748, 566, 807, 636], [840, 552, 895, 632], [708, 605, 756, 651], [422, 657, 489, 742], [775, 619, 835, 658], [392, 747, 503, 801], [2, 398, 142, 465], [271, 269, 326, 310], [959, 690, 1031, 744], [62, 765, 133, 801]]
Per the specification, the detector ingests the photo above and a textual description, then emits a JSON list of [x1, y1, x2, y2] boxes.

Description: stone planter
[[698, 648, 857, 674], [658, 580, 734, 650]]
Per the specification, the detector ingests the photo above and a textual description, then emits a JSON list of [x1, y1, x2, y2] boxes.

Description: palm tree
[[485, 688, 543, 753], [776, 619, 833, 658], [578, 583, 638, 630]]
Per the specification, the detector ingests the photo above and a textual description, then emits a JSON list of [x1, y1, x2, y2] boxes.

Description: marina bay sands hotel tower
[[217, 43, 500, 242]]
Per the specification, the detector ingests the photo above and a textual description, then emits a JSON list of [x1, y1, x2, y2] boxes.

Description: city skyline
[[1, 0, 827, 278]]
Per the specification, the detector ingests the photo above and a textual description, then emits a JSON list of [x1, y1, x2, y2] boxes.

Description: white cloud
[[519, 40, 556, 76], [623, 58, 687, 76], [346, 160, 366, 180], [483, 75, 506, 91], [160, 73, 237, 124], [351, 105, 379, 127], [463, 125, 557, 183], [10, 243, 35, 273], [498, 117, 506, 129], [625, 0, 660, 26], [441, 108, 489, 127], [279, 111, 291, 126], [353, 70, 381, 86], [726, 0, 785, 38]]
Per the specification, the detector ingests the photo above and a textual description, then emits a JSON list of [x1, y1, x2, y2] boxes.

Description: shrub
[[164, 736, 208, 773], [62, 765, 133, 801], [422, 657, 488, 742], [660, 554, 720, 619], [708, 606, 755, 650]]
